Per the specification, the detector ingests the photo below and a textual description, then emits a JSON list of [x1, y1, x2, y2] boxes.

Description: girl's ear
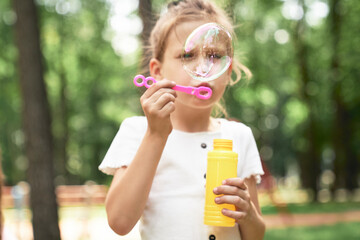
[[149, 58, 163, 80]]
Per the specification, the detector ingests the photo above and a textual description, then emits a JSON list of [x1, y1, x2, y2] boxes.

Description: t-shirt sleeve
[[238, 126, 264, 184], [98, 116, 147, 175]]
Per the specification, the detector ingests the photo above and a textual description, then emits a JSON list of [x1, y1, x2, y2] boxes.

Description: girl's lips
[[196, 82, 212, 89]]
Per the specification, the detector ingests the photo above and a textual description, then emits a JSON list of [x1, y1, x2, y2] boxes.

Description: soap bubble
[[182, 23, 233, 82]]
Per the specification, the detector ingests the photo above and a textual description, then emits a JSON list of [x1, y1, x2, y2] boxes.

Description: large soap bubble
[[182, 22, 233, 82]]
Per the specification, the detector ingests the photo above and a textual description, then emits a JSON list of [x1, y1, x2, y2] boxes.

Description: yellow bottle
[[204, 139, 238, 227]]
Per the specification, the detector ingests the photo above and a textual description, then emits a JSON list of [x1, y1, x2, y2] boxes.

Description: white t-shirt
[[99, 116, 264, 240]]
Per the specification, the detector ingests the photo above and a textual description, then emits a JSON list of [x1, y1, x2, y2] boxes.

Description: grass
[[262, 201, 360, 239], [261, 201, 360, 215], [264, 222, 360, 240]]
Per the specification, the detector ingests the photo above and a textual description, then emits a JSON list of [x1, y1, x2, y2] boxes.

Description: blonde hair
[[147, 0, 252, 116]]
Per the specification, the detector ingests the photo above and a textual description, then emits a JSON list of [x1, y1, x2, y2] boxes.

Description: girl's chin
[[190, 98, 216, 109]]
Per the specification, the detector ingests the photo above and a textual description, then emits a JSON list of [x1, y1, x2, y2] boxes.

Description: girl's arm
[[105, 80, 177, 235], [105, 131, 168, 235], [213, 176, 266, 240]]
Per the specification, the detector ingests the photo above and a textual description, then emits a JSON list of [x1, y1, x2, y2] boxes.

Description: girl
[[99, 0, 266, 239]]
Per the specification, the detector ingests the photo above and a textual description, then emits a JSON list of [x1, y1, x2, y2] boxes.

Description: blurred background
[[0, 0, 359, 239]]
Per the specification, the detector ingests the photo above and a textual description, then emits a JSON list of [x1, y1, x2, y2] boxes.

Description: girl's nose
[[195, 55, 214, 77]]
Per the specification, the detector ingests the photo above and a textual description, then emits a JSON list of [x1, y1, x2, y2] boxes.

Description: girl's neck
[[170, 105, 220, 133]]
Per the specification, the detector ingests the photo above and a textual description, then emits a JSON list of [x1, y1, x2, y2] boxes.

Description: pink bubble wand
[[133, 75, 212, 100]]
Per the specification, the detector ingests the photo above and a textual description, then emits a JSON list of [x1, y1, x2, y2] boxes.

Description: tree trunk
[[139, 0, 156, 76], [13, 0, 61, 239], [292, 0, 321, 199], [329, 0, 358, 190]]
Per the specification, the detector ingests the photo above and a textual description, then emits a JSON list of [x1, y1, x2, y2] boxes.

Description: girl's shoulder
[[219, 118, 252, 135]]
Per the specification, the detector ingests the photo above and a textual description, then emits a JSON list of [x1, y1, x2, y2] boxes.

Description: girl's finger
[[142, 88, 176, 110], [154, 92, 176, 111], [213, 185, 249, 202], [222, 178, 247, 190], [153, 90, 177, 106], [215, 195, 249, 210], [142, 79, 176, 99], [221, 208, 246, 221], [157, 101, 176, 118]]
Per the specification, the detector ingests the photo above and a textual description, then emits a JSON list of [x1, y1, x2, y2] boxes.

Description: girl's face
[[157, 21, 231, 111]]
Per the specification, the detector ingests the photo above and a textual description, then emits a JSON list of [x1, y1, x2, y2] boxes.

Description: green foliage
[[1, 0, 141, 185], [224, 0, 360, 185], [0, 0, 23, 184], [38, 0, 142, 184], [265, 222, 360, 240]]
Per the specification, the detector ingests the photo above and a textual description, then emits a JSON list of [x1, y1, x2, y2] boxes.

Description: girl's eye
[[182, 53, 194, 59], [207, 52, 222, 59]]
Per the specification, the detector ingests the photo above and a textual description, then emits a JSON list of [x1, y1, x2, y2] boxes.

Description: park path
[[4, 209, 360, 240], [263, 210, 360, 229]]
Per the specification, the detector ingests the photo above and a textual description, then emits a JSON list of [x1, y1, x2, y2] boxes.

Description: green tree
[[139, 0, 157, 76], [0, 0, 23, 185], [225, 0, 359, 199], [329, 0, 359, 190]]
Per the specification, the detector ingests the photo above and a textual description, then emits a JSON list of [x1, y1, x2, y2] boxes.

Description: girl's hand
[[140, 79, 177, 137], [213, 178, 255, 223]]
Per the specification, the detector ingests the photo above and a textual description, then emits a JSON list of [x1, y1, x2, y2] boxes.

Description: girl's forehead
[[168, 20, 210, 45]]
